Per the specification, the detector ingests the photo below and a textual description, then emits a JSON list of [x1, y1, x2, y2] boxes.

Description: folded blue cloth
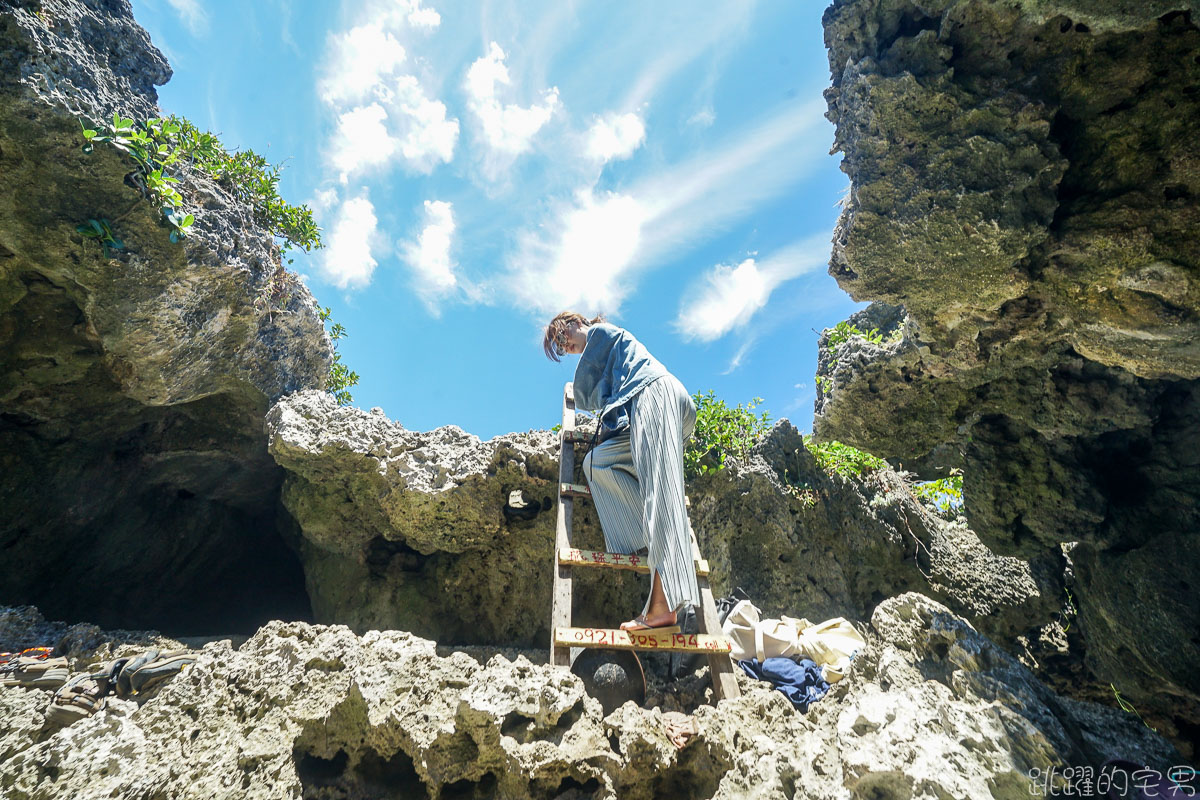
[[738, 657, 829, 712]]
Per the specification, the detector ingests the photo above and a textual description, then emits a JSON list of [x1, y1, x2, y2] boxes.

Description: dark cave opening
[[0, 277, 313, 636]]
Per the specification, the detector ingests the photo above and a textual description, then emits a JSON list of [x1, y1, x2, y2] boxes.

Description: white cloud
[[678, 258, 770, 342], [328, 104, 399, 181], [509, 190, 646, 315], [586, 112, 646, 162], [675, 233, 832, 341], [317, 7, 457, 180], [499, 100, 830, 319], [391, 76, 458, 172], [320, 194, 380, 290], [319, 25, 408, 107], [465, 42, 560, 173], [312, 187, 339, 213], [407, 4, 441, 28], [687, 107, 716, 127], [166, 0, 207, 35], [402, 200, 458, 306]]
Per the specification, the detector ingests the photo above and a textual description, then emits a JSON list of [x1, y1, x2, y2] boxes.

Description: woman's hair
[[543, 311, 604, 362]]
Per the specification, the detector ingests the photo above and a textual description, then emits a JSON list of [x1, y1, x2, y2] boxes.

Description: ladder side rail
[[688, 515, 741, 700], [549, 382, 577, 667]]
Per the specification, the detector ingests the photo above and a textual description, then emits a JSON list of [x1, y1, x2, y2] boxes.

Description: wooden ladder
[[549, 382, 740, 701]]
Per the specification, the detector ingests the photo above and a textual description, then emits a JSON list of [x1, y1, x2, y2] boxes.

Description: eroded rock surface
[[0, 596, 1180, 799], [0, 0, 330, 632], [818, 0, 1200, 749], [268, 391, 1062, 664]]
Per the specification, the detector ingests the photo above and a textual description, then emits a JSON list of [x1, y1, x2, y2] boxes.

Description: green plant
[[80, 114, 319, 253], [75, 218, 123, 256], [685, 392, 771, 478], [1061, 587, 1076, 633], [782, 468, 819, 508], [911, 471, 964, 517], [1110, 684, 1156, 731], [826, 320, 883, 349], [815, 375, 832, 394], [803, 435, 886, 478], [824, 320, 902, 351], [319, 306, 360, 405]]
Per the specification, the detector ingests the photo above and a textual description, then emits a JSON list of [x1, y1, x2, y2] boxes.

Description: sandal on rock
[[619, 614, 680, 635], [125, 650, 196, 695], [0, 656, 69, 689], [114, 649, 159, 698], [46, 667, 114, 726]]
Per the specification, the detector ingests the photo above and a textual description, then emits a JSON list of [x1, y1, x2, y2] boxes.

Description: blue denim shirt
[[573, 323, 670, 440]]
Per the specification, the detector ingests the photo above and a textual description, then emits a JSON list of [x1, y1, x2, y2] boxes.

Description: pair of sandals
[[0, 647, 69, 689], [47, 648, 197, 726]]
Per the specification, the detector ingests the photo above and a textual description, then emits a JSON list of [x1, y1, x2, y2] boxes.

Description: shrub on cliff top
[[81, 114, 321, 253], [81, 114, 357, 405], [803, 435, 886, 478], [685, 391, 771, 478]]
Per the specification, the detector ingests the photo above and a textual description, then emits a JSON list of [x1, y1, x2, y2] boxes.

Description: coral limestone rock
[[819, 0, 1200, 747], [0, 0, 330, 633], [269, 392, 1057, 666], [0, 599, 1180, 799]]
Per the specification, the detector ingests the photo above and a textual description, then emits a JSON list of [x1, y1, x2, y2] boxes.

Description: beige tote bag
[[721, 600, 864, 683]]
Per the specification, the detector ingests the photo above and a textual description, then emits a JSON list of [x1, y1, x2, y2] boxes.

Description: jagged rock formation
[[0, 0, 330, 632], [817, 0, 1200, 751], [267, 390, 1062, 659], [0, 596, 1180, 799]]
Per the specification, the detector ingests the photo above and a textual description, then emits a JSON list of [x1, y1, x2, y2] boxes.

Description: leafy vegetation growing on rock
[[320, 307, 360, 405], [685, 391, 771, 477], [803, 435, 886, 478], [80, 113, 359, 405], [911, 472, 964, 518], [824, 320, 901, 351], [81, 114, 319, 251]]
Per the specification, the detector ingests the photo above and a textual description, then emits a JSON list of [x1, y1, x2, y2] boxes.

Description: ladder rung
[[558, 548, 710, 576], [560, 482, 591, 498], [561, 429, 594, 444], [555, 627, 732, 654]]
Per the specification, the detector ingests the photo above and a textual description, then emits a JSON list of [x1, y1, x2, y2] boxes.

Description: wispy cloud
[[464, 42, 560, 178], [618, 4, 754, 111], [502, 99, 830, 317], [166, 0, 207, 35], [636, 98, 828, 260], [401, 200, 458, 310], [675, 233, 832, 342], [687, 107, 716, 128], [319, 192, 380, 290], [586, 112, 646, 163]]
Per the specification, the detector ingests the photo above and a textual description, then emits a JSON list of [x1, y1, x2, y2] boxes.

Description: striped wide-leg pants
[[581, 375, 700, 613]]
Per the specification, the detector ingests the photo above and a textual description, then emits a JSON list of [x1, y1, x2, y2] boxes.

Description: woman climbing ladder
[[543, 312, 700, 632]]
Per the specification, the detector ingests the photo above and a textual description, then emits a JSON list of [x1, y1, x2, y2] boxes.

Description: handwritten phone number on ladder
[[571, 628, 722, 650]]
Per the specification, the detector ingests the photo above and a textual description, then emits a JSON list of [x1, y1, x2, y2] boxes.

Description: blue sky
[[129, 0, 862, 438]]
